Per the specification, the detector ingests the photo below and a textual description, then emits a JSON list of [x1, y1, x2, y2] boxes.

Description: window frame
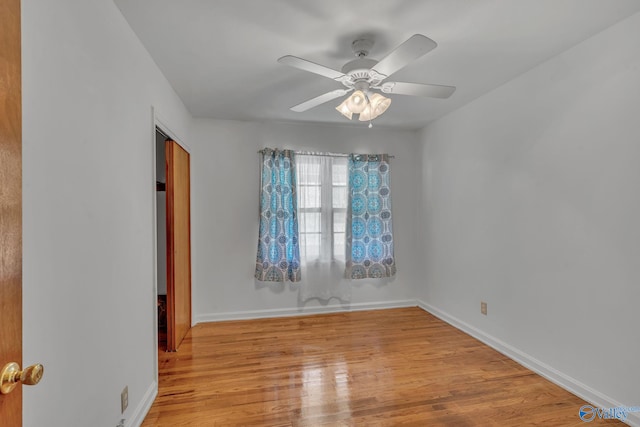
[[297, 156, 347, 263]]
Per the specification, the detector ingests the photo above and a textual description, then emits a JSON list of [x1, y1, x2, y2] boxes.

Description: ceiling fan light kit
[[359, 93, 391, 122], [278, 34, 456, 127], [334, 90, 391, 123], [335, 98, 353, 120]]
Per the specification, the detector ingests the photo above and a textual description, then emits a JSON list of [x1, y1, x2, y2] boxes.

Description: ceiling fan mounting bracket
[[351, 38, 374, 58]]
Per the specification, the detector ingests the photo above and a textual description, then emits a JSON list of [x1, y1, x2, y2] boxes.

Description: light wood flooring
[[142, 307, 619, 426]]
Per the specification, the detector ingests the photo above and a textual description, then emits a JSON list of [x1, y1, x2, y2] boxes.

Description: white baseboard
[[128, 380, 158, 427], [416, 300, 640, 427], [194, 299, 416, 324]]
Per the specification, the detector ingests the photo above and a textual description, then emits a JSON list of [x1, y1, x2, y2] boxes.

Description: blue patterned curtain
[[255, 149, 301, 282], [346, 154, 396, 279]]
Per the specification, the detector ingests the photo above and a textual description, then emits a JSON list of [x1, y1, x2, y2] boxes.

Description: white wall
[[190, 119, 422, 321], [418, 11, 640, 418], [22, 1, 191, 426]]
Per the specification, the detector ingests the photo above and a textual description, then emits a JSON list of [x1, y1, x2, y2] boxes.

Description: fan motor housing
[[341, 58, 378, 76]]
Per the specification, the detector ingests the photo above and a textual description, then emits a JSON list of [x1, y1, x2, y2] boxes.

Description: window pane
[[298, 157, 321, 185], [332, 160, 348, 185], [301, 233, 320, 260], [333, 211, 345, 233], [297, 156, 350, 265], [333, 233, 345, 261], [300, 185, 321, 208], [332, 186, 347, 209], [299, 212, 321, 233]]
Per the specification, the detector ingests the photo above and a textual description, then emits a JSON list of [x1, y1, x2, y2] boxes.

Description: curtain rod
[[257, 149, 394, 159]]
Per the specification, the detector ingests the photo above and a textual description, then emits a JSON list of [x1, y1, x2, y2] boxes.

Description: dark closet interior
[[156, 128, 168, 348]]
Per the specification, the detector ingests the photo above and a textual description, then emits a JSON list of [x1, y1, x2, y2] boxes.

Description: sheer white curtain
[[296, 155, 351, 302]]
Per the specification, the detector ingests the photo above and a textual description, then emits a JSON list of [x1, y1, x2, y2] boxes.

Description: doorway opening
[[155, 126, 192, 352], [155, 128, 168, 350]]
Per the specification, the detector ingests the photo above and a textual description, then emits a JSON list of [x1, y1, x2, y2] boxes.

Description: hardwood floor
[[142, 307, 619, 426]]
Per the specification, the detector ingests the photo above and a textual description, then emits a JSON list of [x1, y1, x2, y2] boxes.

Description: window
[[297, 155, 348, 265]]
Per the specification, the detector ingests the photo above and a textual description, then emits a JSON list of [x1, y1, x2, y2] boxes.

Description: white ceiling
[[114, 0, 640, 130]]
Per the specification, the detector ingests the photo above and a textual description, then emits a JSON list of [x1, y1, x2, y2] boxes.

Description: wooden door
[[0, 0, 23, 425], [165, 140, 192, 351]]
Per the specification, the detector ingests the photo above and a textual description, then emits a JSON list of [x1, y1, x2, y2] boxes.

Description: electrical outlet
[[481, 301, 487, 315], [121, 386, 128, 413]]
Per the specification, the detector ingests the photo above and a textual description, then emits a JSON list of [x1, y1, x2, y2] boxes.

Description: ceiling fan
[[278, 34, 456, 126]]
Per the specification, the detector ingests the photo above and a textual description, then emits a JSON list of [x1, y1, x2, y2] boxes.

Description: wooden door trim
[[0, 0, 22, 425]]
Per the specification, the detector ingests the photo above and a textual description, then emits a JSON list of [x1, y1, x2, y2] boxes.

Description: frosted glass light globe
[[335, 98, 353, 120], [359, 93, 391, 121], [346, 90, 367, 114]]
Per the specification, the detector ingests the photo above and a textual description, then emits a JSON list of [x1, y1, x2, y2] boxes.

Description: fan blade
[[372, 34, 437, 78], [290, 89, 351, 112], [278, 55, 345, 80], [382, 82, 456, 99]]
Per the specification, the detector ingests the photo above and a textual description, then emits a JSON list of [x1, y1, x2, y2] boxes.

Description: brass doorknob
[[0, 362, 44, 394]]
